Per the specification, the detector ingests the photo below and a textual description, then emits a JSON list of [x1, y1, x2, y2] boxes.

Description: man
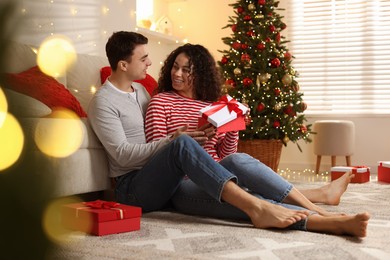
[[88, 31, 369, 236]]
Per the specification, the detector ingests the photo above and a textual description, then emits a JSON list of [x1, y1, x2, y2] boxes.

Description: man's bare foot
[[249, 201, 310, 229], [321, 171, 354, 205], [307, 212, 370, 237]]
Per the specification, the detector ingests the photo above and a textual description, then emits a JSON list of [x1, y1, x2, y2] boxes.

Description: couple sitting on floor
[[88, 31, 370, 238]]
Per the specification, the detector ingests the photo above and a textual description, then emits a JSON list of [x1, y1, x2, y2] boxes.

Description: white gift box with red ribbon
[[199, 95, 248, 131]]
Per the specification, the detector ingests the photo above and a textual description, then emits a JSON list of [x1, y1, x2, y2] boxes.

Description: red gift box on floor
[[331, 166, 370, 183], [199, 94, 248, 133], [378, 161, 390, 183], [61, 200, 142, 236]]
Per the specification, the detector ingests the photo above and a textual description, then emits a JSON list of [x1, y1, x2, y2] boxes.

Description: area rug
[[52, 181, 390, 259]]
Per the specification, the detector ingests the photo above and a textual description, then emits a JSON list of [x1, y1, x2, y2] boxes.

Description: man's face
[[124, 44, 152, 81]]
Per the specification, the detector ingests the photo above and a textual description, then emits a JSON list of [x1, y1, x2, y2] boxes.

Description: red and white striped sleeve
[[216, 131, 239, 159]]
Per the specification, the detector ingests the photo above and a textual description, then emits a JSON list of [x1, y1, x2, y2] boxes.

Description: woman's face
[[171, 52, 194, 98]]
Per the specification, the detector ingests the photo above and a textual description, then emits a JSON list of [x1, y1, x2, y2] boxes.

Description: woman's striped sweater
[[145, 91, 239, 162]]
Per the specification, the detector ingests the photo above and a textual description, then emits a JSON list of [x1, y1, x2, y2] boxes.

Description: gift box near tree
[[218, 0, 313, 168]]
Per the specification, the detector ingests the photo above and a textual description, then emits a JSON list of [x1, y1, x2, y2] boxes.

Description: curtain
[[284, 0, 390, 115]]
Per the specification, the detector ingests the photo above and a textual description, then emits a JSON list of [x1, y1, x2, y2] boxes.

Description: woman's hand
[[243, 103, 251, 126], [197, 123, 216, 140], [171, 125, 209, 145]]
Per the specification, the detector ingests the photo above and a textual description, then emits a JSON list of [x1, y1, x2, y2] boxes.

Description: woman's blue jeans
[[115, 135, 308, 230]]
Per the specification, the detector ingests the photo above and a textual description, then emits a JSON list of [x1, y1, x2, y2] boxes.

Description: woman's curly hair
[[157, 44, 223, 102]]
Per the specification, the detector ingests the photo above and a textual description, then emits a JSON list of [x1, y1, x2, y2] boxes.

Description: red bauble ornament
[[221, 56, 228, 64], [270, 58, 281, 68], [300, 102, 307, 111], [274, 88, 281, 96], [246, 30, 255, 37], [273, 121, 280, 128], [275, 32, 281, 43], [241, 43, 248, 49], [265, 37, 271, 42], [284, 51, 292, 61], [243, 77, 253, 86], [291, 82, 300, 92], [258, 0, 266, 5], [225, 79, 236, 87], [232, 42, 241, 50], [283, 105, 296, 116], [280, 23, 287, 30], [244, 15, 252, 21], [269, 25, 276, 33], [300, 125, 307, 133], [241, 53, 251, 62], [257, 43, 266, 51], [256, 103, 265, 112], [231, 24, 237, 32], [237, 6, 244, 13]]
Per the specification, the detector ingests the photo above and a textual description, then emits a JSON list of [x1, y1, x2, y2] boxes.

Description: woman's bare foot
[[323, 171, 354, 205], [307, 212, 370, 237], [249, 201, 310, 229], [301, 171, 354, 205]]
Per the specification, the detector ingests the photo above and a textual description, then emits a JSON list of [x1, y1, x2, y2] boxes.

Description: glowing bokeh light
[[0, 87, 7, 127], [37, 35, 77, 78], [34, 109, 84, 158], [43, 196, 85, 244], [0, 113, 24, 171]]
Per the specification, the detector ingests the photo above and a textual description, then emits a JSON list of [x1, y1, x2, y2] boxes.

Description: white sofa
[[3, 42, 111, 197]]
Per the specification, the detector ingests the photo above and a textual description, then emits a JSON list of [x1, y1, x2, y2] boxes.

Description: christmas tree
[[219, 0, 312, 151]]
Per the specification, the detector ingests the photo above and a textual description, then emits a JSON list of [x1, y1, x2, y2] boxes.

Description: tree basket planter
[[237, 139, 283, 172]]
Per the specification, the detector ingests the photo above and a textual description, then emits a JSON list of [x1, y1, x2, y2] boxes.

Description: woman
[[144, 43, 369, 237]]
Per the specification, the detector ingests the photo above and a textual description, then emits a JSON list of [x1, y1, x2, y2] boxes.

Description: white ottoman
[[313, 120, 355, 174]]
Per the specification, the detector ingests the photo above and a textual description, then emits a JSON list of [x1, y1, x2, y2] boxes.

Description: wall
[[280, 115, 390, 174], [13, 0, 182, 79], [166, 0, 236, 60]]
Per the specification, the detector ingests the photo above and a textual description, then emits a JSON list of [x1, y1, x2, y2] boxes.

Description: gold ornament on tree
[[234, 68, 242, 75], [274, 103, 282, 111], [282, 74, 292, 85], [257, 73, 271, 84]]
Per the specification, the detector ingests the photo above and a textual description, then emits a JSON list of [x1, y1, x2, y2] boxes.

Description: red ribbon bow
[[81, 200, 124, 219], [84, 200, 120, 209], [202, 95, 243, 123]]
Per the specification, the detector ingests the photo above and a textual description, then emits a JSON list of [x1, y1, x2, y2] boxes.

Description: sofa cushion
[[2, 88, 52, 117], [4, 42, 37, 74], [3, 66, 87, 117], [66, 53, 109, 112], [100, 66, 158, 96]]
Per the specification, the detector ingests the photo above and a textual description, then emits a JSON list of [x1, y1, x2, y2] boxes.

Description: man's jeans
[[115, 135, 308, 230]]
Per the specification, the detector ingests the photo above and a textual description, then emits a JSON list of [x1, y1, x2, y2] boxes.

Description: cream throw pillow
[[3, 88, 52, 117]]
